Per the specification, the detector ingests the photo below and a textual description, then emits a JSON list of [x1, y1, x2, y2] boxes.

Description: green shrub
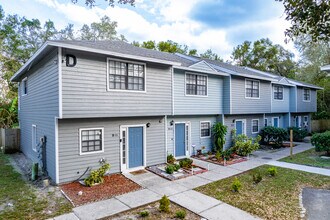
[[259, 126, 287, 147], [173, 163, 180, 171], [311, 131, 330, 156], [252, 172, 263, 184], [167, 154, 176, 164], [222, 148, 234, 160], [179, 158, 193, 169], [213, 122, 228, 151], [165, 165, 174, 174], [231, 177, 242, 192], [175, 210, 186, 219], [233, 134, 261, 156], [84, 163, 111, 187], [215, 150, 222, 161], [267, 167, 278, 176], [287, 127, 308, 142], [139, 210, 149, 217], [159, 195, 170, 212]]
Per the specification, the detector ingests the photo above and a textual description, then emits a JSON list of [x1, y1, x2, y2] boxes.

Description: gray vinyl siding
[[61, 49, 172, 118], [289, 87, 297, 112], [296, 87, 317, 112], [173, 69, 223, 115], [223, 114, 264, 149], [264, 113, 286, 128], [271, 85, 290, 113], [189, 61, 215, 72], [58, 117, 165, 183], [231, 76, 271, 114], [223, 76, 231, 114], [18, 49, 59, 181], [167, 115, 218, 156]]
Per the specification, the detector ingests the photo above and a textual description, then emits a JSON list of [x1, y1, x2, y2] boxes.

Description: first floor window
[[303, 88, 310, 101], [246, 79, 259, 98], [273, 85, 283, 100], [252, 119, 259, 133], [200, 122, 211, 137], [186, 73, 207, 96], [80, 128, 104, 154]]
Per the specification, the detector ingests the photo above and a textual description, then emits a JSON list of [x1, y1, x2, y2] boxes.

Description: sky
[[0, 0, 296, 60]]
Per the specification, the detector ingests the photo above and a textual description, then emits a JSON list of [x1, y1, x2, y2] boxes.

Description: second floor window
[[245, 79, 259, 98], [108, 60, 145, 91], [273, 85, 283, 100], [186, 73, 207, 96], [303, 88, 310, 101]]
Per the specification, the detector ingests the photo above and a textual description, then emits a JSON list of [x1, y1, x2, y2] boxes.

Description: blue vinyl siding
[[271, 85, 290, 113], [296, 87, 317, 112], [223, 76, 231, 114], [289, 87, 297, 112]]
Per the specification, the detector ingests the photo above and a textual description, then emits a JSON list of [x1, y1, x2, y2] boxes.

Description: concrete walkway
[[267, 161, 330, 176], [52, 142, 314, 220]]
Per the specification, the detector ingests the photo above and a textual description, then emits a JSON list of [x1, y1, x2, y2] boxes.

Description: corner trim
[[58, 47, 63, 118]]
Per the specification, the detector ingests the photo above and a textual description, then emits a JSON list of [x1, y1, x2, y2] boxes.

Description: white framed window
[[79, 128, 104, 155], [273, 85, 283, 100], [200, 121, 211, 138], [107, 58, 146, 92], [264, 118, 268, 127], [22, 77, 28, 96], [32, 125, 37, 152], [251, 119, 259, 133], [303, 88, 310, 101], [245, 79, 260, 98], [185, 73, 208, 96]]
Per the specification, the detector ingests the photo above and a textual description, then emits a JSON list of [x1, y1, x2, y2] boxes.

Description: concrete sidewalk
[[52, 142, 314, 220], [267, 161, 330, 176]]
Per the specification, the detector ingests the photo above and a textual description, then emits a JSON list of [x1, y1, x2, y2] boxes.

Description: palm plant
[[212, 122, 227, 152]]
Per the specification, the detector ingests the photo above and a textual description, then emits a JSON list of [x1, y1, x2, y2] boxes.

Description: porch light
[[232, 119, 235, 123], [170, 120, 174, 126], [146, 122, 151, 128]]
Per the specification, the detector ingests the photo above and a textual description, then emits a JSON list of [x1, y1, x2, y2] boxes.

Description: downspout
[[164, 115, 168, 162], [171, 67, 174, 116]]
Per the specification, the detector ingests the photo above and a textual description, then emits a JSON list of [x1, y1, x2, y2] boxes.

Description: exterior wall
[[167, 115, 218, 156], [173, 69, 223, 115], [271, 85, 290, 113], [290, 113, 312, 133], [223, 76, 231, 114], [58, 117, 166, 183], [231, 76, 271, 114], [223, 114, 264, 149], [289, 87, 297, 112], [296, 87, 317, 112], [18, 49, 59, 181], [61, 49, 172, 118]]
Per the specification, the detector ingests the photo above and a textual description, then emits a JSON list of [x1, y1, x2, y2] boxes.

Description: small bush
[[260, 126, 287, 147], [231, 177, 242, 192], [287, 127, 308, 142], [84, 163, 110, 187], [233, 134, 261, 156], [215, 150, 222, 161], [165, 165, 174, 174], [252, 172, 263, 184], [179, 158, 193, 169], [222, 148, 234, 160], [159, 195, 170, 212], [175, 210, 186, 219], [139, 210, 149, 217], [167, 154, 176, 164], [311, 131, 330, 156], [267, 167, 278, 176], [173, 163, 181, 172]]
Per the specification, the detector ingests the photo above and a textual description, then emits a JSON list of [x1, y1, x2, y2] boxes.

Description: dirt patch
[[130, 169, 148, 175], [102, 201, 201, 220], [61, 174, 142, 206], [192, 154, 247, 166]]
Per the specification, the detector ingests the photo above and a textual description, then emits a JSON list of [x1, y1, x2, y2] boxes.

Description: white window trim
[[200, 121, 211, 138], [272, 117, 280, 128], [22, 77, 28, 96], [106, 57, 147, 93], [273, 85, 284, 101], [245, 78, 260, 99], [251, 119, 259, 134], [79, 127, 104, 155], [264, 118, 268, 127], [184, 72, 208, 97], [32, 124, 37, 152], [302, 88, 311, 102]]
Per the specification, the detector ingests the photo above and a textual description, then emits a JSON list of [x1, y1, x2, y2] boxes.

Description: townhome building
[[11, 40, 321, 184]]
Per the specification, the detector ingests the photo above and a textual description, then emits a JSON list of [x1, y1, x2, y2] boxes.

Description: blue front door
[[273, 118, 279, 127], [128, 127, 143, 168], [236, 121, 243, 135], [175, 123, 186, 157]]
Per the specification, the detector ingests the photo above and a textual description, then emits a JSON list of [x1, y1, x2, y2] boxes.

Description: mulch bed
[[191, 154, 247, 166], [146, 163, 208, 181], [60, 174, 141, 206]]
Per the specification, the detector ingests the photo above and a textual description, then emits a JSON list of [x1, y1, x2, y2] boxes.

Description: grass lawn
[[0, 152, 72, 220], [279, 148, 330, 169], [195, 165, 330, 220]]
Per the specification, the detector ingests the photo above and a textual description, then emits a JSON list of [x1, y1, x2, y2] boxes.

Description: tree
[[200, 49, 223, 61], [71, 0, 135, 8], [142, 40, 156, 50], [80, 15, 118, 40], [231, 38, 297, 78], [277, 0, 330, 42], [134, 40, 197, 55]]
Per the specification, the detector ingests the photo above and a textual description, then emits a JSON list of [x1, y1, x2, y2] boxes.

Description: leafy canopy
[[71, 0, 135, 8]]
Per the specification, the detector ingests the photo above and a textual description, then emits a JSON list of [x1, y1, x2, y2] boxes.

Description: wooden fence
[[0, 128, 20, 153], [311, 119, 330, 133]]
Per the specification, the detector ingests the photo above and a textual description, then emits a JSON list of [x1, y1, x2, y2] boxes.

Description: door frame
[[272, 117, 280, 128], [173, 121, 191, 159], [119, 124, 146, 172], [235, 119, 246, 135]]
